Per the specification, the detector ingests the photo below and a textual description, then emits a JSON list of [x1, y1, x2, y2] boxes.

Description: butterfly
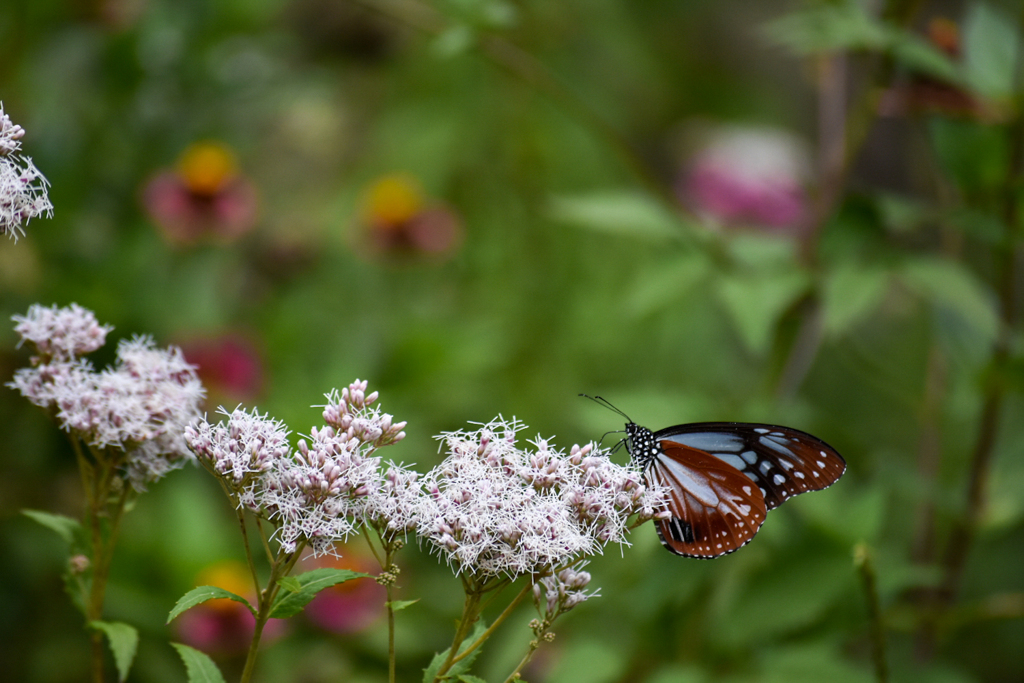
[[584, 396, 846, 559]]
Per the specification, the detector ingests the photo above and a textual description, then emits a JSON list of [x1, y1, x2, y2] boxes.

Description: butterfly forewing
[[652, 422, 846, 511], [646, 441, 768, 558]]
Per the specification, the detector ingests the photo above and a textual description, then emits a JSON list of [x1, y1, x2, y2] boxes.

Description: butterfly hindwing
[[652, 423, 846, 511], [645, 441, 769, 558]]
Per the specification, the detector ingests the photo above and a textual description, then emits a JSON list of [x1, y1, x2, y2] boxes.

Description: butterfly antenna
[[579, 394, 633, 422], [597, 428, 625, 448]]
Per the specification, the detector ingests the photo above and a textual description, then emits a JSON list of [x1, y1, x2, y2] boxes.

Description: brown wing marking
[[647, 440, 768, 558]]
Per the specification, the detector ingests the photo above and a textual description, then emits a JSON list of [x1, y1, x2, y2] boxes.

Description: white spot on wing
[[773, 473, 785, 485]]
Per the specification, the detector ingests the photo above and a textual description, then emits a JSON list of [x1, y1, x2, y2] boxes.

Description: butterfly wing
[[646, 441, 769, 558], [653, 423, 846, 511]]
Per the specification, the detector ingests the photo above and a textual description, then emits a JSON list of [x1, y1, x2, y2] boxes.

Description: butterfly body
[[623, 420, 846, 558]]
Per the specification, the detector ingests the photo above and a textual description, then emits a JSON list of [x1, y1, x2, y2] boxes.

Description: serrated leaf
[[423, 620, 488, 683], [268, 568, 370, 619], [963, 1, 1020, 99], [89, 621, 138, 683], [821, 264, 890, 337], [170, 643, 227, 683], [458, 676, 489, 683], [548, 192, 684, 240], [387, 599, 420, 612], [900, 257, 999, 342], [22, 509, 82, 545], [167, 586, 254, 623], [717, 271, 812, 354]]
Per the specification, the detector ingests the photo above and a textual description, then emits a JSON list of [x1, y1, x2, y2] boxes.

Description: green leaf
[[433, 24, 475, 58], [928, 118, 1010, 193], [268, 568, 370, 619], [457, 676, 489, 683], [167, 586, 254, 623], [387, 598, 420, 612], [963, 1, 1020, 99], [890, 33, 962, 85], [717, 270, 812, 355], [548, 192, 685, 241], [899, 257, 999, 342], [764, 2, 888, 53], [765, 2, 961, 86], [821, 264, 890, 337], [170, 643, 227, 683], [627, 253, 712, 317], [22, 509, 82, 545], [423, 620, 488, 683], [276, 576, 301, 593], [89, 621, 138, 683]]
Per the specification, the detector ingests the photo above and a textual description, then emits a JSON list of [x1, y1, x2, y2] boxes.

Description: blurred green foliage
[[1, 0, 1022, 681]]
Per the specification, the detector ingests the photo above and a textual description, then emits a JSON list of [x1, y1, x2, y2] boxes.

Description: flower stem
[[855, 543, 889, 683], [450, 582, 532, 667], [435, 587, 483, 681], [238, 544, 302, 683]]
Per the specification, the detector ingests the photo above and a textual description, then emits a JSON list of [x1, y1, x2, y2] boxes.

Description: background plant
[[1, 0, 1022, 682]]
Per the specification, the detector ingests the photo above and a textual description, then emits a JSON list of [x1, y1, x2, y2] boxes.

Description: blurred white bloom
[[12, 303, 112, 361], [9, 305, 205, 488], [0, 103, 52, 241], [418, 418, 669, 578]]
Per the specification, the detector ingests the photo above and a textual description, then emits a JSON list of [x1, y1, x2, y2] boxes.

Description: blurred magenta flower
[[301, 544, 385, 634], [179, 333, 264, 404], [143, 141, 258, 245], [356, 173, 463, 260], [175, 561, 287, 654], [679, 126, 810, 233]]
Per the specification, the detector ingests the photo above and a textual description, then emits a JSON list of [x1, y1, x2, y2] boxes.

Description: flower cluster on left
[[10, 303, 206, 487], [9, 303, 205, 683]]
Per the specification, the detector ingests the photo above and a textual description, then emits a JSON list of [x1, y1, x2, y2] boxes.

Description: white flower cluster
[[9, 304, 205, 487], [418, 417, 669, 578], [0, 103, 53, 240], [533, 562, 598, 617], [13, 303, 112, 361], [184, 380, 409, 556]]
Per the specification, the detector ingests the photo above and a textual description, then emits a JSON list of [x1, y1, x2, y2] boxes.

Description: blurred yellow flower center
[[196, 560, 251, 611], [177, 142, 238, 195], [364, 173, 424, 226]]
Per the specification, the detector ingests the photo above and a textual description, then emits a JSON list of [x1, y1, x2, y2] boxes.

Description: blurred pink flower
[[143, 142, 258, 245], [301, 544, 385, 634], [679, 126, 810, 233], [356, 173, 463, 261], [179, 333, 264, 404], [174, 561, 287, 654]]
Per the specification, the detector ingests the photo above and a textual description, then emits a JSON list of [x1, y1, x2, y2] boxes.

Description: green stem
[[450, 582, 532, 667], [776, 0, 924, 398], [238, 543, 305, 683], [234, 505, 263, 596], [938, 4, 1024, 608], [855, 543, 889, 683], [435, 587, 484, 681]]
